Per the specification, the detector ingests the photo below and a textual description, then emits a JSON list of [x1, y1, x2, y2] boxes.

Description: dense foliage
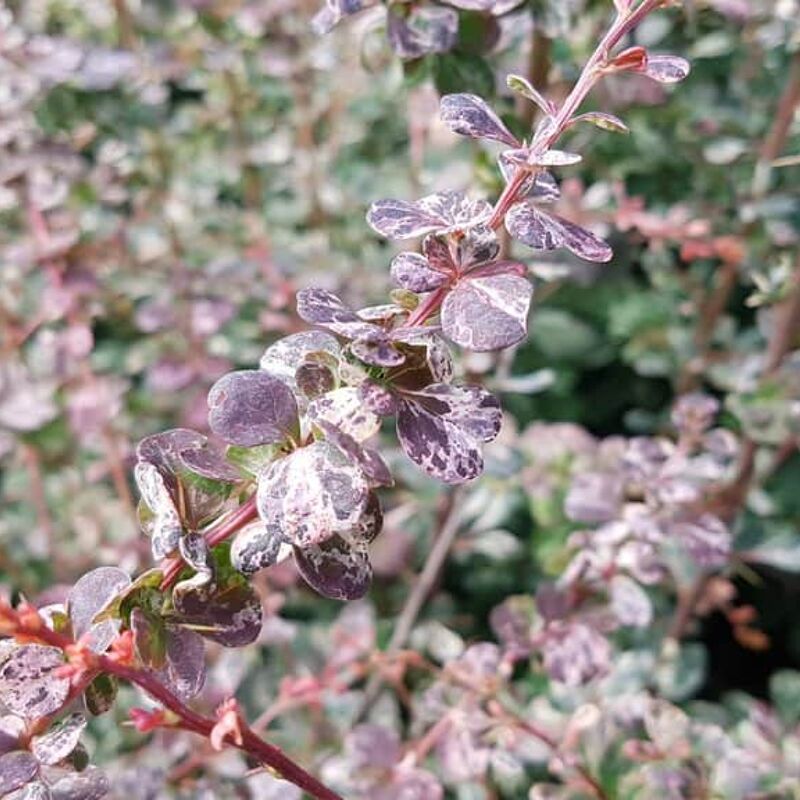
[[1, 0, 799, 797]]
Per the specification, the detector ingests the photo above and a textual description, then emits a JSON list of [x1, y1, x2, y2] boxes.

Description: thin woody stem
[[3, 609, 342, 800]]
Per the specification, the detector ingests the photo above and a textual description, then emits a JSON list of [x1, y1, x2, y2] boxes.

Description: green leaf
[[84, 674, 118, 716], [433, 53, 494, 98]]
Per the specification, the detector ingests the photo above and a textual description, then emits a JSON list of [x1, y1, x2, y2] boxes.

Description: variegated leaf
[[0, 646, 69, 719], [441, 273, 533, 351], [231, 520, 283, 576], [296, 289, 378, 340], [390, 252, 449, 293], [259, 331, 340, 394], [294, 536, 372, 601], [306, 387, 381, 442], [0, 752, 38, 796], [505, 203, 613, 263], [396, 384, 502, 483], [643, 54, 691, 84], [208, 370, 299, 447], [386, 4, 457, 60], [439, 94, 519, 147], [31, 713, 86, 766]]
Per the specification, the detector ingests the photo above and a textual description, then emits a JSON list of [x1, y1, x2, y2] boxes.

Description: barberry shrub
[[2, 0, 799, 798]]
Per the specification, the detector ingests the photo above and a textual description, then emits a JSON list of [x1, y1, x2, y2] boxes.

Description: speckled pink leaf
[[259, 331, 340, 393], [0, 646, 69, 719], [441, 273, 532, 351], [439, 94, 518, 147], [506, 203, 613, 263], [31, 713, 86, 766], [396, 384, 502, 483], [367, 191, 491, 240], [207, 370, 299, 447], [231, 521, 284, 576], [317, 420, 393, 487], [296, 289, 377, 340], [0, 752, 38, 796], [293, 536, 372, 600], [390, 252, 449, 293], [306, 387, 381, 442]]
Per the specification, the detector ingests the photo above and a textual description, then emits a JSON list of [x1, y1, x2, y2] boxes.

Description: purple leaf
[[396, 384, 502, 483], [390, 252, 449, 293], [345, 725, 400, 769], [350, 333, 405, 368], [530, 171, 560, 203], [257, 442, 370, 548], [311, 0, 372, 34], [0, 646, 69, 719], [295, 362, 337, 400], [68, 567, 131, 654], [173, 581, 263, 647], [490, 595, 537, 659], [231, 521, 284, 576], [452, 225, 500, 269], [441, 273, 532, 351], [296, 289, 377, 340], [564, 472, 624, 524], [306, 387, 381, 442], [375, 768, 443, 800], [359, 382, 399, 416], [31, 713, 86, 766], [178, 442, 242, 482], [341, 491, 383, 547], [367, 191, 491, 240], [159, 626, 206, 700], [541, 622, 611, 686], [670, 514, 730, 568], [387, 5, 458, 59], [643, 54, 691, 84], [260, 331, 340, 393], [134, 462, 183, 559], [293, 535, 372, 601], [439, 94, 519, 147], [0, 752, 38, 796], [207, 370, 299, 447], [506, 203, 613, 263], [317, 420, 394, 487], [49, 767, 110, 800], [0, 716, 23, 756], [609, 575, 652, 627]]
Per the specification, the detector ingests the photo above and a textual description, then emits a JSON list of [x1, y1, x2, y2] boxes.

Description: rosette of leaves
[[202, 354, 391, 601], [296, 287, 502, 483], [0, 712, 109, 799], [312, 0, 524, 60], [134, 429, 243, 561]]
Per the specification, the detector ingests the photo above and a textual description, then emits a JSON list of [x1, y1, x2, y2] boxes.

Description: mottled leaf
[[387, 4, 457, 59], [350, 333, 405, 368], [390, 252, 449, 293], [31, 713, 86, 766], [134, 462, 183, 559], [506, 203, 613, 263], [68, 567, 131, 653], [173, 581, 263, 647], [367, 191, 491, 240], [0, 716, 23, 756], [257, 442, 370, 548], [306, 387, 381, 442], [541, 622, 611, 686], [439, 93, 518, 147], [317, 420, 393, 488], [207, 370, 299, 447], [0, 752, 38, 796], [131, 608, 167, 670], [178, 442, 241, 482], [296, 289, 377, 340], [49, 767, 109, 800], [609, 575, 652, 627], [294, 536, 372, 601], [441, 273, 533, 351], [158, 625, 206, 700], [359, 382, 398, 416], [396, 384, 502, 483], [529, 149, 582, 167], [231, 521, 283, 576], [295, 362, 337, 400], [0, 646, 69, 719], [259, 331, 340, 395]]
